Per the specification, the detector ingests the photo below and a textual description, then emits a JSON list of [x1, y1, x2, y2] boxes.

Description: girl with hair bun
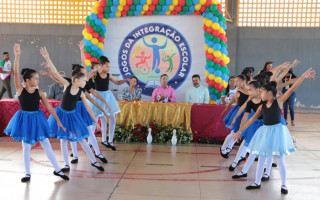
[[5, 44, 69, 182], [234, 68, 316, 194]]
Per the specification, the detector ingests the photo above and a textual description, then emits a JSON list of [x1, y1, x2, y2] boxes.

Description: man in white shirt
[[0, 52, 13, 99], [185, 74, 209, 104]]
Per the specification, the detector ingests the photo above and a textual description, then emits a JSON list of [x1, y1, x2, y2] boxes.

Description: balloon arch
[[82, 0, 230, 104]]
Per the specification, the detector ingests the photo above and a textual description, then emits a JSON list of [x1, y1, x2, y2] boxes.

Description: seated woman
[[122, 76, 142, 101]]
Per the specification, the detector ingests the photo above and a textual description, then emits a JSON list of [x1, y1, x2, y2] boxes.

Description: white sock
[[227, 139, 237, 151], [70, 141, 78, 158], [240, 153, 256, 174], [100, 115, 107, 143], [40, 138, 60, 172], [277, 155, 287, 186], [254, 156, 267, 185], [108, 115, 116, 144], [264, 156, 274, 176], [221, 130, 235, 153], [78, 139, 97, 163], [87, 125, 101, 155], [60, 139, 69, 166], [233, 140, 247, 164], [22, 142, 31, 175]]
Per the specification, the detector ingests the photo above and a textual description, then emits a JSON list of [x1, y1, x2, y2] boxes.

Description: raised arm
[[78, 41, 87, 70], [109, 74, 130, 85], [13, 43, 23, 93], [40, 47, 69, 87], [277, 68, 316, 107], [276, 59, 300, 83], [276, 78, 298, 89], [270, 62, 290, 81]]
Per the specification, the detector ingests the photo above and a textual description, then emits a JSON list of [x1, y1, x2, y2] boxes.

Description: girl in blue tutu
[[220, 74, 250, 158], [5, 44, 69, 182], [89, 56, 130, 151], [40, 47, 105, 172], [234, 68, 316, 194]]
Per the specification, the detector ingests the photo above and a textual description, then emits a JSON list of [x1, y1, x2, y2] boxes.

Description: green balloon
[[213, 10, 220, 16], [182, 6, 189, 12], [179, 11, 185, 15], [128, 11, 134, 16], [213, 89, 219, 95], [218, 15, 224, 22], [225, 68, 230, 76], [107, 0, 113, 6], [214, 64, 221, 70], [91, 51, 98, 58], [104, 7, 111, 13], [99, 31, 104, 37], [207, 60, 214, 68], [207, 34, 214, 41], [134, 0, 140, 5], [213, 37, 220, 43], [88, 20, 95, 27], [97, 54, 101, 59], [86, 16, 90, 22], [221, 66, 227, 74], [156, 5, 162, 11], [217, 93, 222, 98], [104, 13, 110, 19], [152, 11, 159, 15], [84, 46, 91, 53], [221, 17, 226, 24], [205, 8, 210, 13], [93, 26, 101, 32], [220, 41, 226, 47], [130, 5, 136, 10], [186, 0, 193, 6], [159, 0, 166, 5], [222, 88, 226, 94], [210, 4, 217, 12]]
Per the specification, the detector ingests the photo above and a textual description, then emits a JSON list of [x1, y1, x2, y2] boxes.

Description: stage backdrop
[[103, 15, 207, 102]]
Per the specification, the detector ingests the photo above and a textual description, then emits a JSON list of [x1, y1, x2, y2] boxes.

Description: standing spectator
[[122, 76, 142, 101], [151, 74, 176, 103], [282, 69, 297, 126], [185, 74, 209, 104], [221, 76, 237, 104], [0, 52, 13, 99]]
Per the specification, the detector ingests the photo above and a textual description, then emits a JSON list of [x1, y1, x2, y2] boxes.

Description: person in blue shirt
[[185, 74, 209, 104]]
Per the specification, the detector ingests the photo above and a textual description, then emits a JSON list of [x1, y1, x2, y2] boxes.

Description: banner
[[103, 15, 207, 102]]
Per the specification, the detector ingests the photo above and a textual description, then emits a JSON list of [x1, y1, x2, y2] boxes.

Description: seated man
[[47, 71, 65, 100], [185, 74, 209, 104], [151, 74, 176, 103]]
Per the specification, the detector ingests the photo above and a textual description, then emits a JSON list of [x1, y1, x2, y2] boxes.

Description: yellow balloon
[[202, 18, 207, 24], [204, 44, 209, 51], [205, 70, 209, 77], [214, 51, 222, 58], [120, 0, 127, 6], [82, 29, 87, 36], [94, 1, 99, 7], [209, 74, 215, 80], [115, 11, 121, 17], [85, 33, 92, 40], [223, 81, 228, 88], [140, 11, 145, 15], [85, 59, 91, 67], [195, 4, 201, 11], [215, 77, 222, 83], [169, 5, 175, 11], [117, 5, 124, 12], [209, 100, 217, 104], [200, 0, 206, 5], [165, 11, 171, 15], [208, 48, 214, 54], [220, 54, 226, 61], [143, 5, 149, 11], [91, 38, 98, 45], [91, 7, 98, 14], [213, 0, 219, 4], [225, 57, 230, 64], [212, 23, 220, 30], [102, 18, 108, 25], [206, 20, 213, 27], [173, 0, 179, 6], [219, 27, 224, 33], [147, 0, 153, 5], [98, 43, 104, 49]]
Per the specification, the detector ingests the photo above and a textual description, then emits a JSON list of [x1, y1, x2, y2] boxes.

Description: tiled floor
[[0, 113, 319, 200]]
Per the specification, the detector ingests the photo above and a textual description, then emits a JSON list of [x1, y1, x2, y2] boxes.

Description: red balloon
[[92, 32, 99, 38], [127, 0, 133, 5], [220, 61, 226, 67], [171, 11, 178, 15], [84, 52, 91, 59], [149, 5, 156, 11], [220, 11, 224, 15], [206, 27, 213, 34], [98, 6, 104, 13], [85, 22, 89, 29], [214, 83, 221, 90], [213, 57, 221, 64], [99, 1, 106, 6], [217, 4, 222, 11], [152, 0, 159, 5], [97, 13, 104, 19], [174, 5, 182, 12], [213, 30, 220, 37], [121, 11, 127, 17], [178, 0, 185, 6], [87, 26, 94, 33], [208, 80, 216, 87], [207, 54, 214, 61], [98, 36, 104, 43], [124, 5, 130, 11], [205, 0, 212, 7], [200, 5, 206, 12], [203, 24, 207, 31], [195, 10, 201, 15], [145, 11, 153, 15], [206, 77, 210, 83]]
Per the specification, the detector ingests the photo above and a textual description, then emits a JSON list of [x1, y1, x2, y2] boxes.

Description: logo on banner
[[118, 23, 192, 96]]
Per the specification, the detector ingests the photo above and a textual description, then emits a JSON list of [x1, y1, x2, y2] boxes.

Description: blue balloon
[[205, 65, 209, 70], [185, 11, 191, 15], [218, 21, 224, 27], [204, 38, 209, 44], [136, 5, 143, 12], [113, 0, 119, 6], [89, 13, 97, 20], [214, 70, 222, 77], [141, 0, 147, 4], [91, 45, 98, 51], [207, 13, 213, 19], [208, 68, 215, 74], [162, 5, 169, 12], [207, 41, 214, 48], [210, 94, 218, 101], [98, 49, 103, 55], [222, 74, 228, 81], [111, 6, 118, 13], [83, 39, 92, 47], [87, 66, 91, 72], [222, 24, 227, 30], [212, 16, 218, 23], [100, 25, 106, 32], [134, 11, 140, 16], [95, 19, 102, 25], [202, 13, 206, 18], [166, 0, 173, 5], [109, 13, 115, 18], [189, 6, 195, 12], [213, 43, 222, 51], [193, 0, 200, 4], [159, 11, 165, 15]]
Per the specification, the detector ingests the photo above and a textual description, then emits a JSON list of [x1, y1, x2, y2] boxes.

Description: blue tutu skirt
[[242, 118, 264, 146], [247, 123, 296, 156], [89, 90, 120, 116], [76, 101, 94, 127], [4, 109, 53, 145], [223, 105, 240, 128], [48, 107, 89, 142]]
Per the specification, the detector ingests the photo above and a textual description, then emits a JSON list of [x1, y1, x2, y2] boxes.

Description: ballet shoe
[[228, 162, 237, 171], [226, 147, 232, 154], [238, 157, 246, 163], [272, 163, 277, 167], [21, 174, 31, 182], [91, 162, 104, 171], [281, 185, 288, 194], [71, 158, 78, 164], [254, 157, 258, 161], [220, 147, 229, 159], [246, 183, 261, 190], [261, 174, 270, 181], [61, 165, 70, 173], [106, 141, 116, 151], [53, 170, 69, 180], [232, 172, 247, 179], [95, 154, 108, 163]]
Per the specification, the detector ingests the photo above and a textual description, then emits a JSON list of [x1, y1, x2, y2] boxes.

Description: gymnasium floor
[[0, 113, 319, 200]]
